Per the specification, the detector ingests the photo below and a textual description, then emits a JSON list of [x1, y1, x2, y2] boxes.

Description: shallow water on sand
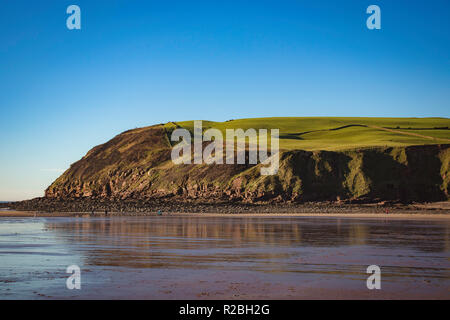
[[0, 216, 449, 299]]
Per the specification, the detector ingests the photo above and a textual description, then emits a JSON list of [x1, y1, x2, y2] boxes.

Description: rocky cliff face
[[45, 125, 450, 203]]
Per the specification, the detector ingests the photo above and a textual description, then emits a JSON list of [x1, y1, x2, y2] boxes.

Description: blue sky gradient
[[0, 0, 449, 200]]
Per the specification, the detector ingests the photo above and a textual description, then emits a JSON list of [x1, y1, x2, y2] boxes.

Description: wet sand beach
[[0, 214, 449, 299]]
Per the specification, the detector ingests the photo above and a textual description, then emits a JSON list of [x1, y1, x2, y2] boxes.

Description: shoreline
[[1, 198, 449, 218], [1, 210, 449, 219], [3, 198, 450, 210]]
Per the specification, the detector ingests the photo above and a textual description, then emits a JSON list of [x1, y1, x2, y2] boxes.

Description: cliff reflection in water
[[44, 216, 450, 273]]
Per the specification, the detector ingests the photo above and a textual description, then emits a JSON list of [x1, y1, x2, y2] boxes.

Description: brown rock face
[[45, 124, 450, 203]]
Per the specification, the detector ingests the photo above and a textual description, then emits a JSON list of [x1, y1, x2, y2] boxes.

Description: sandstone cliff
[[45, 123, 449, 203]]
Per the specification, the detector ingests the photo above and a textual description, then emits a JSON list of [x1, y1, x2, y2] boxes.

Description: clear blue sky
[[1, 0, 449, 200]]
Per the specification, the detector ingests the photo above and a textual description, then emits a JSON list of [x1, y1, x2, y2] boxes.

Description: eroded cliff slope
[[45, 121, 450, 203]]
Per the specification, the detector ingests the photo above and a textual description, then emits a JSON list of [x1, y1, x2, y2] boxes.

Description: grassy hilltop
[[45, 117, 450, 203], [166, 117, 450, 151]]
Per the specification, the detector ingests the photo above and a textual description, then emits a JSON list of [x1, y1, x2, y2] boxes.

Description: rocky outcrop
[[45, 125, 450, 203]]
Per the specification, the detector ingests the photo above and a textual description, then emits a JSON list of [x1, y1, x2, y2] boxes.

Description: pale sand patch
[[0, 210, 38, 217], [167, 212, 450, 219]]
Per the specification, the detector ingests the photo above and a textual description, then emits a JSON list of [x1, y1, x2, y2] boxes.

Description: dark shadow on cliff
[[362, 147, 446, 203]]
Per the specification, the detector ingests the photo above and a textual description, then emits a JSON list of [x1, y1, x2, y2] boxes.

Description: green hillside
[[166, 117, 450, 151]]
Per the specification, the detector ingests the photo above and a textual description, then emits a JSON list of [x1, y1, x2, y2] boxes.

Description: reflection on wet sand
[[1, 216, 449, 299], [45, 217, 449, 274]]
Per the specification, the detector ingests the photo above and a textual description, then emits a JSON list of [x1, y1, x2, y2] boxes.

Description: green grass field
[[164, 117, 450, 151]]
